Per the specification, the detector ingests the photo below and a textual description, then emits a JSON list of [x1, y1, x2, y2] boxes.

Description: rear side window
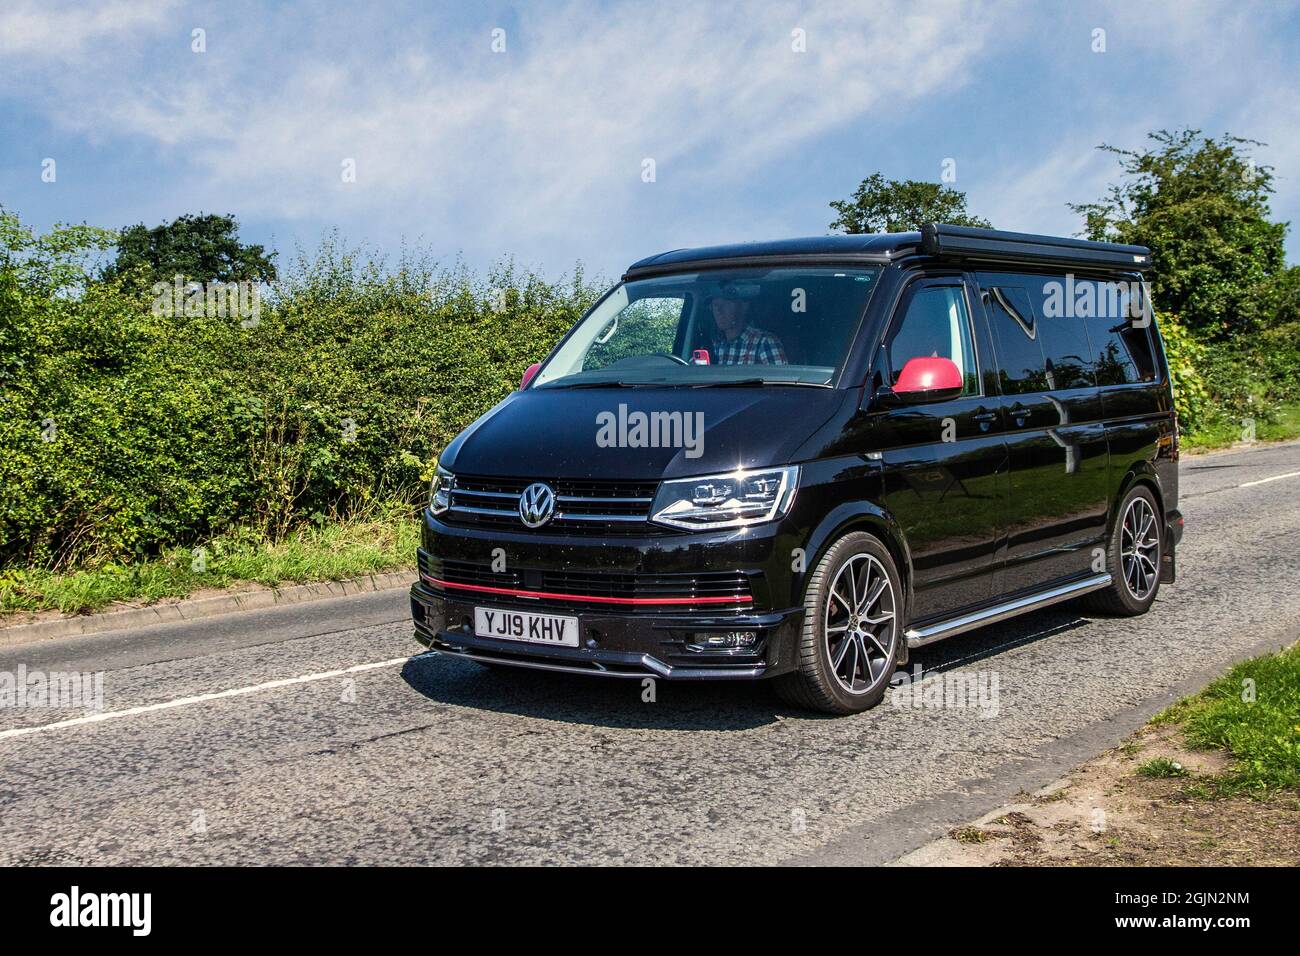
[[983, 285, 1048, 395], [1097, 280, 1159, 385], [1120, 322, 1158, 382], [886, 284, 980, 396], [1077, 280, 1159, 385]]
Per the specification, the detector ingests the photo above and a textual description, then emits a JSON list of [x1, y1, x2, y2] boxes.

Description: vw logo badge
[[518, 482, 556, 528]]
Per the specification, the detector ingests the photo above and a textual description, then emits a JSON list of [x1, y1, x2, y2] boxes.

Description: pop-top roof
[[624, 224, 1151, 278]]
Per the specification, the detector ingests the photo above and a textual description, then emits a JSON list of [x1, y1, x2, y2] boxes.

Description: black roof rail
[[920, 223, 1152, 272]]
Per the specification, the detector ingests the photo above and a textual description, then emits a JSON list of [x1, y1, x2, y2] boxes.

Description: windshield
[[533, 266, 881, 388]]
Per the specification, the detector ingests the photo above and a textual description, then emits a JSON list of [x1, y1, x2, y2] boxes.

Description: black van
[[411, 224, 1184, 714]]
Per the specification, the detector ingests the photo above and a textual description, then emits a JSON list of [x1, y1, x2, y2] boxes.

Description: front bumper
[[410, 505, 808, 680], [410, 580, 804, 680]]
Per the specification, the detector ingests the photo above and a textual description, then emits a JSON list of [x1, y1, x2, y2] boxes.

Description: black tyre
[[1082, 484, 1162, 616], [775, 531, 903, 715]]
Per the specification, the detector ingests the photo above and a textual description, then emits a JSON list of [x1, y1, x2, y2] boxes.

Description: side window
[[1033, 275, 1096, 390], [582, 296, 685, 371], [886, 284, 980, 396], [1120, 324, 1158, 382], [983, 286, 1048, 395], [1083, 280, 1158, 385]]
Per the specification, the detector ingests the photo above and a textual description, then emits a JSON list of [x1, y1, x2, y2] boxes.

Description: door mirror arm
[[871, 385, 903, 411]]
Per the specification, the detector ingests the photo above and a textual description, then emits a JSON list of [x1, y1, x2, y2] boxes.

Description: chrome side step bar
[[905, 573, 1112, 649]]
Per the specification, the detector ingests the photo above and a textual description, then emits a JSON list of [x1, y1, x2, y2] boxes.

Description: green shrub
[[1, 214, 601, 569], [1196, 342, 1286, 438], [1155, 312, 1209, 434]]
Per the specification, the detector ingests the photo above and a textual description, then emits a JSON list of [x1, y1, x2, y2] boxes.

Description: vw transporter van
[[410, 224, 1184, 714]]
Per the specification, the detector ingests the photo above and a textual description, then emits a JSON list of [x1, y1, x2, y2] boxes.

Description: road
[[2, 441, 1298, 866]]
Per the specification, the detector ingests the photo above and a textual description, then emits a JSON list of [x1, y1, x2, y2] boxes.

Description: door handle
[[972, 409, 997, 431], [1010, 404, 1031, 426]]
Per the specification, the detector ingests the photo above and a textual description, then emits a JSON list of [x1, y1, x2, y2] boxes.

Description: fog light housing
[[689, 630, 758, 651]]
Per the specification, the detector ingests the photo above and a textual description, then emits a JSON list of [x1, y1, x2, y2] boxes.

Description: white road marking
[[0, 652, 437, 743], [1239, 469, 1300, 488]]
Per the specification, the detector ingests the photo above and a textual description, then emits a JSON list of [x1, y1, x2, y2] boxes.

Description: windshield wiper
[[689, 378, 827, 388], [544, 380, 654, 389]]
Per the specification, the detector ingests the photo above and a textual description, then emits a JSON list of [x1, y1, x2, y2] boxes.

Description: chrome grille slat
[[555, 512, 646, 523], [554, 495, 653, 504], [451, 504, 520, 517], [443, 474, 661, 532]]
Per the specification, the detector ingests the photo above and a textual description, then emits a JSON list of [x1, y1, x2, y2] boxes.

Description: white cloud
[[0, 0, 177, 58], [1, 0, 1001, 267], [972, 124, 1148, 239], [6, 0, 1296, 269]]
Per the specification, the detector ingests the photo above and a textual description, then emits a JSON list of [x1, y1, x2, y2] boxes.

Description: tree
[[103, 213, 277, 285], [1070, 130, 1293, 338], [829, 173, 991, 234]]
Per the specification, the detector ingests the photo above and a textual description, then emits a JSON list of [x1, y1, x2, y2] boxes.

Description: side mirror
[[891, 356, 963, 404], [520, 362, 542, 390]]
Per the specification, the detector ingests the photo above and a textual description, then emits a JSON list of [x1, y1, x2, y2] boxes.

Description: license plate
[[474, 607, 580, 648]]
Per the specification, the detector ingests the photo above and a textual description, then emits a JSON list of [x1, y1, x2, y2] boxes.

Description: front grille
[[419, 552, 755, 613], [442, 474, 664, 535]]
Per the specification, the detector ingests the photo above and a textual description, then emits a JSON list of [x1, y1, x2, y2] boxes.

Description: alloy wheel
[[824, 553, 897, 695], [1120, 496, 1160, 601]]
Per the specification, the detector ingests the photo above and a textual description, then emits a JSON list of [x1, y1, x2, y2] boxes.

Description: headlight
[[429, 466, 454, 515], [650, 466, 798, 531]]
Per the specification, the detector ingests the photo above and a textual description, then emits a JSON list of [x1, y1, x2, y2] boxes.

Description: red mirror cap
[[895, 356, 962, 394], [520, 362, 542, 390]]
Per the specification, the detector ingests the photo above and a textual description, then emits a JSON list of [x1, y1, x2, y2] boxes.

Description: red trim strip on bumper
[[420, 574, 752, 606]]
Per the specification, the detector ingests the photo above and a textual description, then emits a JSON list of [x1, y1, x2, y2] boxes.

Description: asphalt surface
[[2, 441, 1298, 866]]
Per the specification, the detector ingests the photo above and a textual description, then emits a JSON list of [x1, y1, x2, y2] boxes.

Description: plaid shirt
[[711, 325, 788, 366]]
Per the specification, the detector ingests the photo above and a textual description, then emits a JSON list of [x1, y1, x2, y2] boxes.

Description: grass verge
[[1, 503, 420, 618], [1151, 641, 1300, 795], [1182, 402, 1300, 452]]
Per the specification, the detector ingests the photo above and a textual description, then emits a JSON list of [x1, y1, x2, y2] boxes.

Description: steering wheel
[[647, 352, 689, 366], [600, 353, 689, 370]]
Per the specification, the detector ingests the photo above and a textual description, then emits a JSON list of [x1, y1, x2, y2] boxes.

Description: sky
[[2, 0, 1299, 283]]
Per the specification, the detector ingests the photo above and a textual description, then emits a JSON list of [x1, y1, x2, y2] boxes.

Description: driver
[[709, 295, 787, 366]]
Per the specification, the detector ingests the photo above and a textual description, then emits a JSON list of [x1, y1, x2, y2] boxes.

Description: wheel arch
[[1112, 462, 1166, 535], [798, 502, 914, 661]]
